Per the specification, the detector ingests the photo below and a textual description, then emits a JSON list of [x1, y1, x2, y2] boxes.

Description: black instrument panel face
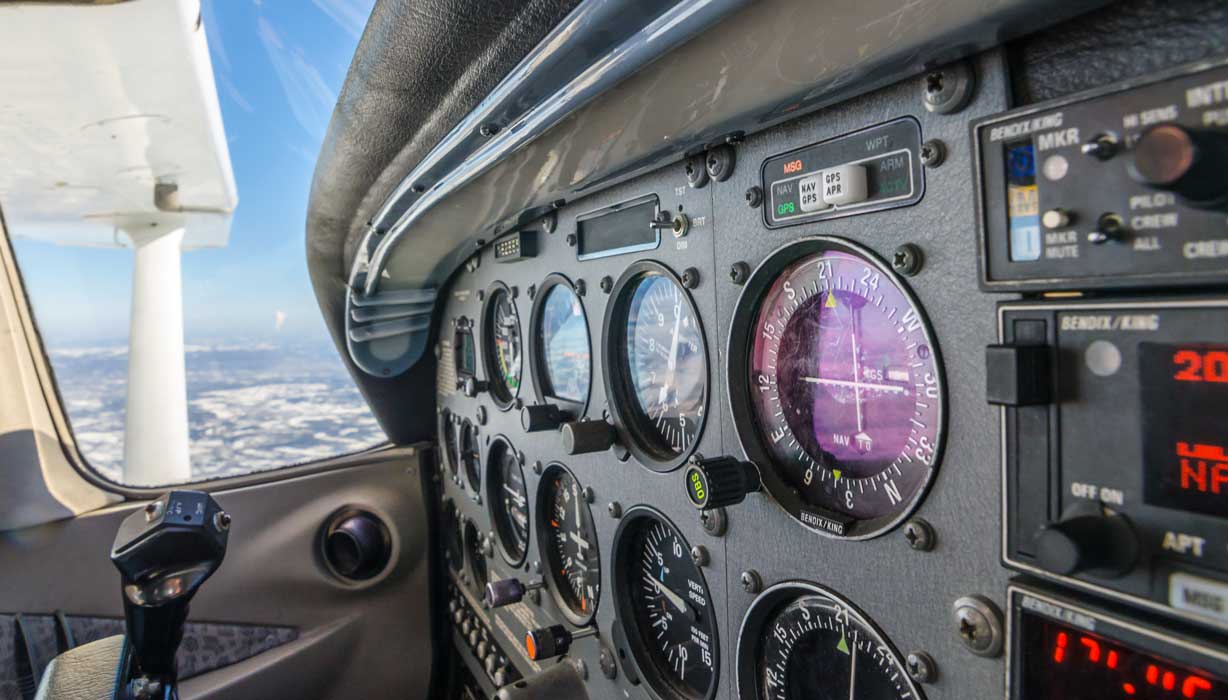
[[1008, 586, 1228, 700], [428, 49, 1227, 700], [975, 59, 1228, 291]]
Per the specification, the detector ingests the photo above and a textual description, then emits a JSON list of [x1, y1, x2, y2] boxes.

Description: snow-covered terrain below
[[49, 340, 384, 484]]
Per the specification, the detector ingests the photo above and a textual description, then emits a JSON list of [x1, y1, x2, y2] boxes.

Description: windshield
[[7, 0, 384, 484]]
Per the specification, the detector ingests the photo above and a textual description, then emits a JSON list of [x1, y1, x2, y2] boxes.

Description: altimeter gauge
[[605, 261, 709, 471]]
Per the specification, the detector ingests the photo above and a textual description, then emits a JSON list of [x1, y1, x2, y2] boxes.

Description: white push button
[[822, 165, 868, 206], [798, 174, 829, 212], [1169, 572, 1228, 623]]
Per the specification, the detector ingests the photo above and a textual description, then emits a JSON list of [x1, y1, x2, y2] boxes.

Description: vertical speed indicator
[[729, 237, 945, 539]]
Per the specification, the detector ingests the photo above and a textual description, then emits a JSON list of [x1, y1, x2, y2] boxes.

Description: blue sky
[[12, 0, 374, 346]]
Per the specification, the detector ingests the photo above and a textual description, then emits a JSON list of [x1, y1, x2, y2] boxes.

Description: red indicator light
[[1054, 631, 1068, 663], [1124, 682, 1137, 695], [1173, 349, 1228, 383], [1109, 651, 1120, 669], [1082, 636, 1103, 663], [1186, 676, 1214, 698]]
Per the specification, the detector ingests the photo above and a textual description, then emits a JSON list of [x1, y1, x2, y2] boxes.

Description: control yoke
[[110, 491, 230, 699]]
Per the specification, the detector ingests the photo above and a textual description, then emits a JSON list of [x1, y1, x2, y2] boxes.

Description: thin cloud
[[256, 17, 336, 138], [218, 74, 254, 113], [310, 0, 374, 39]]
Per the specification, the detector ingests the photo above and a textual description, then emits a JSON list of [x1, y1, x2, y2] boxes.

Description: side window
[[6, 1, 383, 486]]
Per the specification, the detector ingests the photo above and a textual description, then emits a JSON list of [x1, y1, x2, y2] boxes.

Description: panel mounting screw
[[532, 461, 543, 475], [527, 284, 537, 300], [705, 144, 736, 182], [922, 61, 976, 115], [681, 267, 700, 289], [919, 139, 946, 168], [906, 651, 937, 684], [566, 233, 577, 247], [740, 570, 762, 594], [599, 276, 613, 294], [476, 405, 487, 426], [903, 518, 936, 551], [476, 289, 485, 302], [744, 186, 763, 208], [607, 501, 622, 519], [729, 261, 750, 285], [685, 154, 710, 189], [479, 123, 500, 137], [574, 279, 586, 297], [411, 183, 426, 194], [699, 507, 727, 537], [582, 486, 595, 503], [953, 595, 1004, 657], [892, 243, 924, 276], [598, 644, 618, 680], [690, 545, 709, 567]]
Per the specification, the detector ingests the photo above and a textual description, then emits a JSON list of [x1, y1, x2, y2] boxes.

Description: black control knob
[[1035, 513, 1139, 578], [521, 404, 564, 432], [561, 419, 616, 455], [683, 456, 761, 509], [461, 376, 489, 397], [1130, 124, 1228, 207], [525, 625, 596, 661], [484, 577, 543, 608]]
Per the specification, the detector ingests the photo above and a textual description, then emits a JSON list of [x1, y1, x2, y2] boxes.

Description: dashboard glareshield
[[603, 260, 710, 472], [726, 236, 947, 539], [529, 274, 593, 418], [612, 506, 719, 700]]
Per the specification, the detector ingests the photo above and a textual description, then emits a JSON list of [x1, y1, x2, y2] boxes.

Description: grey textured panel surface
[[1011, 0, 1228, 105], [0, 450, 432, 700], [433, 50, 1015, 698]]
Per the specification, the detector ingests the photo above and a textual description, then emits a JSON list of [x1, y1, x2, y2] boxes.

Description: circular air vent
[[321, 509, 393, 582]]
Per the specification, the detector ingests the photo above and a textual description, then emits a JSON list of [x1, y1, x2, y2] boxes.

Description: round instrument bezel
[[535, 462, 601, 626], [485, 435, 529, 567], [480, 281, 522, 411], [602, 260, 710, 473], [735, 580, 924, 700], [725, 235, 947, 540], [612, 506, 719, 700], [528, 273, 593, 420]]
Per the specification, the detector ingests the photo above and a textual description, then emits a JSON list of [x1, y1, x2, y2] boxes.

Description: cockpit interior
[[2, 0, 1228, 699]]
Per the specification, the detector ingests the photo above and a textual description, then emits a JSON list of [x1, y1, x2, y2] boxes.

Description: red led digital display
[[1019, 611, 1227, 699], [1141, 343, 1228, 519]]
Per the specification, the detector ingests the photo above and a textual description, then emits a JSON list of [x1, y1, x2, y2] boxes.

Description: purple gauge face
[[748, 247, 943, 535]]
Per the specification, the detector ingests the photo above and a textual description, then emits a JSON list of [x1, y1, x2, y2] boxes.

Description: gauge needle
[[648, 575, 690, 617], [847, 636, 857, 700], [849, 310, 864, 433], [800, 377, 905, 394], [503, 484, 525, 504]]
